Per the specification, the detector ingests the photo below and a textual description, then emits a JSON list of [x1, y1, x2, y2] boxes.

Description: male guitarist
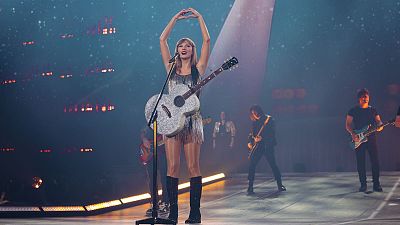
[[345, 88, 384, 192], [247, 105, 286, 195], [139, 127, 169, 216]]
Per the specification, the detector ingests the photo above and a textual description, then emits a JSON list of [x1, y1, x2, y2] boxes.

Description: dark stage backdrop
[[262, 0, 400, 173], [0, 0, 399, 205]]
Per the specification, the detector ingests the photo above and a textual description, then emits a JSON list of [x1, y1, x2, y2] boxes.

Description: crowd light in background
[[102, 27, 116, 35], [59, 74, 73, 79], [41, 72, 53, 77], [88, 66, 115, 74], [1, 64, 115, 85], [22, 41, 35, 46], [0, 147, 15, 152], [60, 34, 74, 39], [1, 79, 16, 85], [80, 148, 93, 152], [64, 103, 115, 113], [39, 149, 52, 153], [32, 177, 43, 189], [37, 147, 95, 154]]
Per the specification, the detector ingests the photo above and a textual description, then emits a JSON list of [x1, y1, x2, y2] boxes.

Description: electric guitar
[[247, 116, 271, 159], [144, 57, 238, 137], [139, 134, 164, 165], [349, 119, 395, 150]]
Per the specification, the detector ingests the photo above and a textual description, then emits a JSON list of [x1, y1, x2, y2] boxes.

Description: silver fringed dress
[[168, 72, 204, 144]]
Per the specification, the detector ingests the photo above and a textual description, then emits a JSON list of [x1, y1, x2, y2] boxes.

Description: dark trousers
[[355, 140, 380, 186], [145, 150, 169, 204], [248, 144, 282, 184], [215, 138, 232, 174]]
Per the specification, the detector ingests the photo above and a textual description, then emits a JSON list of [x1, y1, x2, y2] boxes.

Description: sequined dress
[[168, 72, 204, 144]]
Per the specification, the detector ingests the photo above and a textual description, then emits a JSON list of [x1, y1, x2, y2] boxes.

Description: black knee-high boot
[[185, 176, 202, 224], [167, 176, 179, 222]]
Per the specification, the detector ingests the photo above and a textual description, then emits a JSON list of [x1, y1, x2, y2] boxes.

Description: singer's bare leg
[[183, 141, 201, 178], [165, 137, 182, 178]]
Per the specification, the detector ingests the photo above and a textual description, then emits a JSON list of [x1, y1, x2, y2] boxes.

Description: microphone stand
[[136, 55, 178, 225]]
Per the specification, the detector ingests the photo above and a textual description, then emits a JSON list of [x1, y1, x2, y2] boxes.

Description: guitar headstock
[[221, 57, 239, 71]]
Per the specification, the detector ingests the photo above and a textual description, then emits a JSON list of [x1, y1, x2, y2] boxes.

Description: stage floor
[[1, 172, 400, 225]]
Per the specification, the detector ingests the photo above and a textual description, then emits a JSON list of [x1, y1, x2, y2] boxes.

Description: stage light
[[177, 173, 226, 190], [201, 173, 225, 183], [32, 177, 43, 189], [121, 173, 225, 205], [0, 207, 40, 212], [85, 200, 122, 211], [120, 193, 151, 204], [41, 206, 86, 212], [0, 173, 226, 215]]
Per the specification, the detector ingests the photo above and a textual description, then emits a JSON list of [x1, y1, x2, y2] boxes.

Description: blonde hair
[[174, 38, 197, 72]]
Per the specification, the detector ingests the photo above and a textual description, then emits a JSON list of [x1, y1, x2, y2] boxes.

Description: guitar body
[[247, 116, 271, 160], [349, 119, 395, 151], [139, 144, 153, 165], [139, 135, 164, 165], [247, 139, 259, 160], [349, 125, 369, 150], [145, 57, 238, 137], [145, 84, 200, 137]]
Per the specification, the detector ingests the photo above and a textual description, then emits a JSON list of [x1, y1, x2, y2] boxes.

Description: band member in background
[[247, 105, 286, 195], [139, 127, 169, 216], [160, 7, 210, 224], [213, 111, 236, 174], [396, 106, 400, 128], [213, 111, 236, 150], [345, 88, 384, 192]]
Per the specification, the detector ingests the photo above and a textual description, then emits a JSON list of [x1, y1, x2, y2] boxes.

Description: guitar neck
[[364, 119, 395, 136], [182, 68, 223, 99], [255, 116, 270, 137]]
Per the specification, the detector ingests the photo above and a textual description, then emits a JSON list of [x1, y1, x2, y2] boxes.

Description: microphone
[[169, 52, 179, 63]]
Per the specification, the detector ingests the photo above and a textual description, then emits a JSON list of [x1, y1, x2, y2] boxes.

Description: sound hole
[[174, 96, 185, 107]]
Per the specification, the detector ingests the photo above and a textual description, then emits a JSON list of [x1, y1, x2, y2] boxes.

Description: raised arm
[[160, 9, 189, 72], [187, 8, 210, 75]]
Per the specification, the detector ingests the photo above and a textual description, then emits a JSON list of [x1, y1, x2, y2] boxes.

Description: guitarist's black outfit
[[347, 106, 381, 192], [140, 128, 169, 215], [247, 114, 285, 194]]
